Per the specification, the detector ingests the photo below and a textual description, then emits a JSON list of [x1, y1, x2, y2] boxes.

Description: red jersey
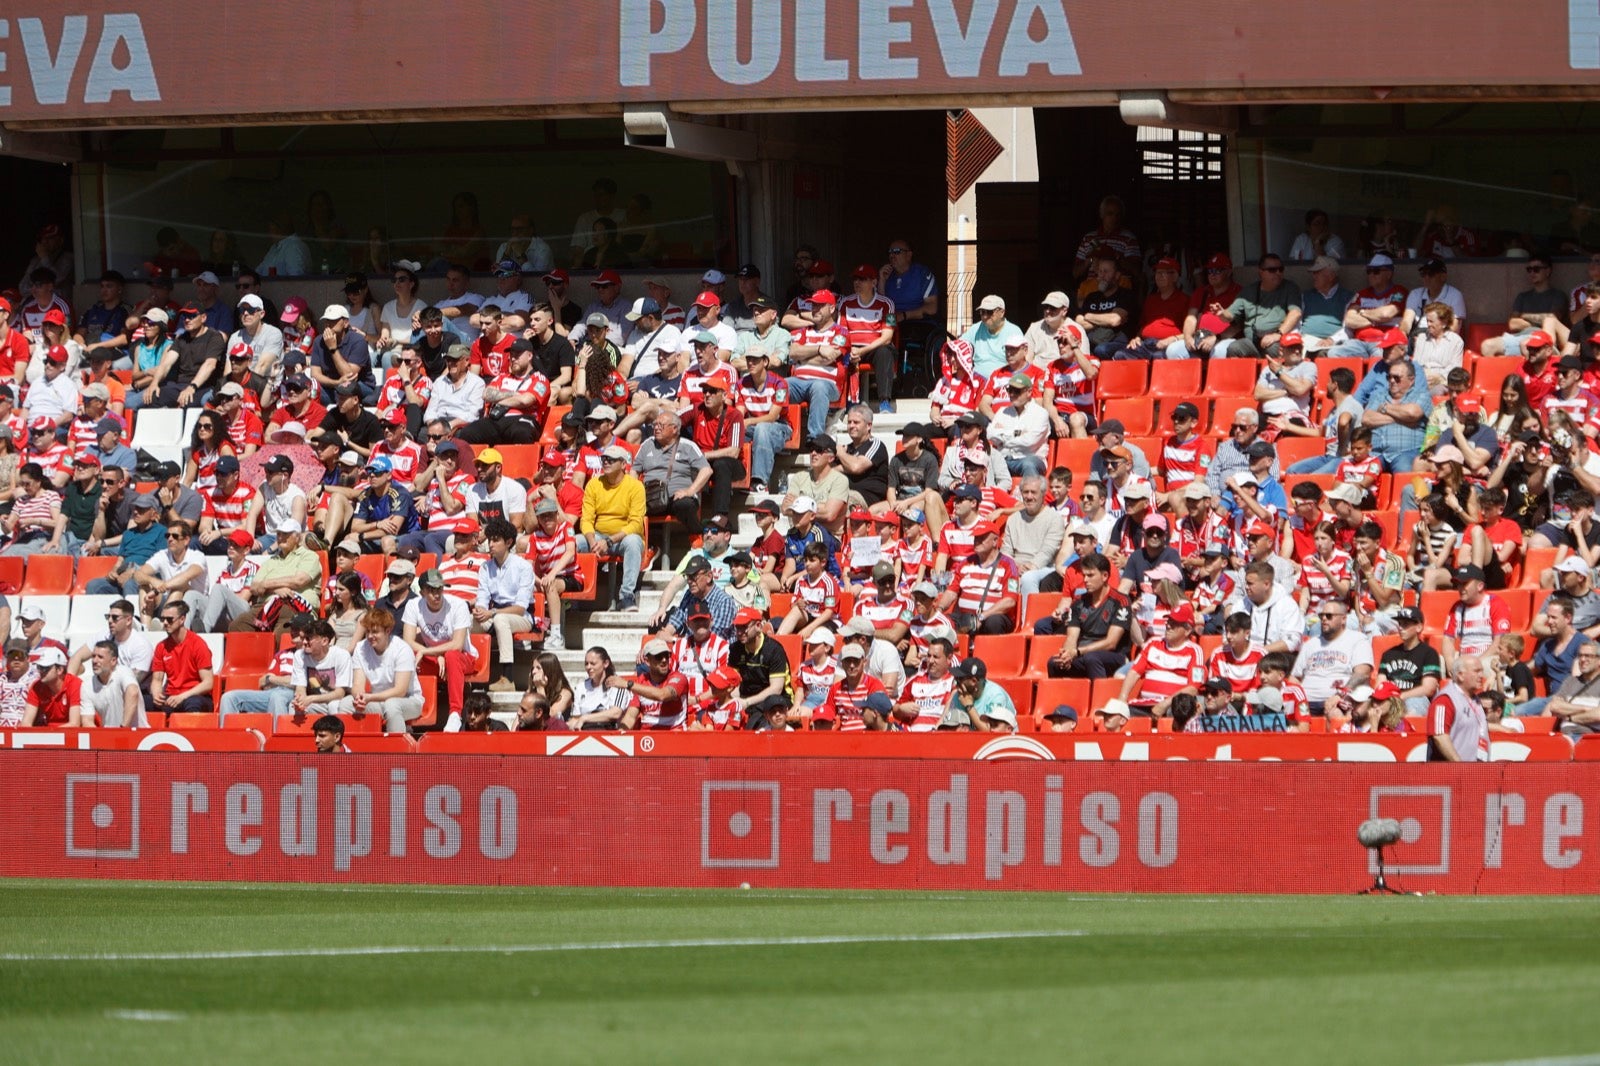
[[370, 437, 425, 484], [681, 403, 744, 454], [1520, 358, 1558, 407], [898, 670, 955, 732], [27, 442, 71, 483], [790, 323, 851, 386], [821, 673, 887, 733], [225, 408, 266, 452], [488, 370, 551, 425], [633, 668, 690, 729], [838, 292, 894, 350], [270, 400, 326, 431], [853, 587, 913, 632], [679, 360, 730, 407], [907, 610, 956, 655], [953, 554, 1020, 618], [1127, 638, 1206, 707], [984, 364, 1047, 405], [1336, 455, 1383, 492], [472, 332, 515, 378], [1047, 354, 1099, 414], [937, 518, 981, 565], [26, 675, 83, 726], [150, 630, 213, 695], [1208, 645, 1263, 694], [1159, 433, 1213, 487], [377, 367, 431, 418], [670, 633, 731, 697], [1442, 594, 1512, 656], [1298, 549, 1354, 614], [1138, 288, 1189, 341], [201, 482, 256, 529], [422, 472, 474, 533], [693, 694, 745, 731], [978, 487, 1016, 523], [738, 372, 788, 418], [895, 535, 934, 588], [528, 521, 578, 581], [1190, 282, 1242, 335], [930, 374, 983, 420], [793, 572, 840, 618], [438, 550, 486, 603], [0, 330, 28, 378]]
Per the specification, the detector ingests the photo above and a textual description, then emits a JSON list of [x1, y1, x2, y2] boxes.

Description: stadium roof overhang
[[3, 2, 1599, 134]]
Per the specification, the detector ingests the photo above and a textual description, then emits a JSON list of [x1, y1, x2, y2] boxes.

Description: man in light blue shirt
[[943, 658, 1018, 732], [472, 516, 535, 692], [960, 295, 1024, 378]]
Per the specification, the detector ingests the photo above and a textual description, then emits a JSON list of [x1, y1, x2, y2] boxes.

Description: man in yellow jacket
[[580, 444, 648, 611]]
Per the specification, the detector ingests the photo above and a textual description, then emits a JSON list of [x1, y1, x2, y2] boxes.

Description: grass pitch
[[0, 882, 1594, 1066]]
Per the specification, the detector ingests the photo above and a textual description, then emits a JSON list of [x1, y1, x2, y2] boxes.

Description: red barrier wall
[[6, 751, 1599, 894]]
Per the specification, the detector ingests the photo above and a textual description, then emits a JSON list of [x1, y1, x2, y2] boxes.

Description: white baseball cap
[[320, 304, 351, 322]]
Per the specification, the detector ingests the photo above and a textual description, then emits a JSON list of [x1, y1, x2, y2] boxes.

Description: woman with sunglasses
[[182, 410, 237, 492], [342, 273, 378, 353], [377, 261, 423, 359], [127, 308, 174, 413]]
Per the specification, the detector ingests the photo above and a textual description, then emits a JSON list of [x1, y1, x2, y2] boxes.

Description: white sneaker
[[443, 713, 463, 733], [545, 630, 565, 651]]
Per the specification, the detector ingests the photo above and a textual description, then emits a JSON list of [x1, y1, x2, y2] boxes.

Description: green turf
[[0, 882, 1595, 1066]]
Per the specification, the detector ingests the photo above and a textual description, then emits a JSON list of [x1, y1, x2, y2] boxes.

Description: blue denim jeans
[[786, 377, 839, 438]]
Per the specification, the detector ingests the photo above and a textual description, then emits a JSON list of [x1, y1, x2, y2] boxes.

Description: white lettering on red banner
[[0, 15, 159, 109], [618, 0, 1081, 89]]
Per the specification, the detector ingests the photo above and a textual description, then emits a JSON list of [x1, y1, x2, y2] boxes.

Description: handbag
[[645, 442, 679, 513]]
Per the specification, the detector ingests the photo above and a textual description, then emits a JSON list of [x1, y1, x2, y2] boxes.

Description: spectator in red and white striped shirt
[[2, 462, 64, 557], [529, 499, 580, 651], [196, 455, 256, 556], [893, 634, 957, 732], [1118, 602, 1205, 717], [436, 519, 485, 604], [941, 521, 1020, 635]]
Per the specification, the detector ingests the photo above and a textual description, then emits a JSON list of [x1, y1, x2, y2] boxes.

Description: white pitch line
[[0, 929, 1086, 963], [104, 1009, 187, 1022], [1448, 1056, 1600, 1066]]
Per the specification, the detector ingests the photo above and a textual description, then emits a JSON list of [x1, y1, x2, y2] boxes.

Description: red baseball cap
[[851, 263, 876, 280], [1380, 328, 1409, 348], [29, 416, 53, 432], [1167, 603, 1197, 627], [692, 290, 722, 308], [226, 528, 255, 549], [590, 269, 622, 287], [848, 506, 874, 522], [1154, 257, 1181, 272], [42, 308, 66, 328], [1526, 329, 1554, 350], [709, 665, 741, 690], [806, 259, 835, 276], [1454, 395, 1482, 414], [1205, 253, 1233, 270], [385, 407, 408, 426], [1245, 519, 1276, 539], [1371, 680, 1402, 702], [44, 345, 68, 364], [809, 289, 836, 306], [0, 297, 11, 313], [541, 269, 570, 285], [734, 606, 765, 628], [1278, 332, 1303, 347], [970, 521, 999, 540], [541, 450, 567, 468]]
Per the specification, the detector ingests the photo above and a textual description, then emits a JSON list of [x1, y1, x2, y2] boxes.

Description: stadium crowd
[[7, 205, 1600, 760]]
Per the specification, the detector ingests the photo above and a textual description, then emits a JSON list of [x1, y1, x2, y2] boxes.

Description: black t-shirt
[[320, 407, 384, 449], [847, 438, 890, 505], [1068, 590, 1132, 650], [1120, 546, 1182, 591], [1378, 640, 1443, 692], [531, 332, 577, 384], [890, 448, 940, 495], [729, 633, 792, 701], [173, 330, 226, 384], [558, 302, 583, 332], [1080, 286, 1136, 346]]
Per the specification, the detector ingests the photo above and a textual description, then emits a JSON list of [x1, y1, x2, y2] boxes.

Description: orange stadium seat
[[1273, 435, 1327, 469], [1470, 355, 1522, 398], [1464, 322, 1500, 355], [1205, 396, 1257, 437], [19, 554, 73, 596], [991, 676, 1034, 716], [71, 555, 119, 594], [1034, 678, 1092, 723], [1099, 397, 1156, 436], [1027, 634, 1066, 672], [970, 633, 1027, 676], [1203, 358, 1261, 397], [1023, 593, 1063, 628], [0, 557, 21, 594], [1148, 360, 1203, 405], [1052, 437, 1097, 473], [1094, 361, 1148, 401]]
